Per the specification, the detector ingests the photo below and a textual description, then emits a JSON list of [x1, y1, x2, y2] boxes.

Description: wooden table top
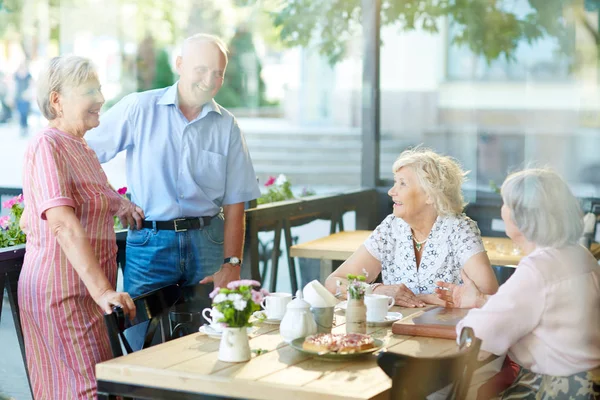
[[96, 306, 456, 400], [289, 230, 527, 266]]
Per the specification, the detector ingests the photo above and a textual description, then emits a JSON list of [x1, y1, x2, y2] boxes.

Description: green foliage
[[258, 180, 295, 205], [215, 29, 273, 108], [257, 174, 315, 205], [238, 0, 575, 65], [489, 180, 501, 194], [153, 49, 175, 89], [0, 0, 23, 38]]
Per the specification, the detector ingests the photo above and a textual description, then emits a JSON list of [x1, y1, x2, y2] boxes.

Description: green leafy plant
[[0, 194, 26, 249], [257, 174, 316, 205]]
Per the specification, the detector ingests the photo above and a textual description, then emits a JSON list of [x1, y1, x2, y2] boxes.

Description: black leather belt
[[142, 217, 212, 232]]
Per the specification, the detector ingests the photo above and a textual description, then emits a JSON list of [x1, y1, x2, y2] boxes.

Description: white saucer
[[367, 312, 404, 327], [199, 324, 224, 338], [199, 325, 254, 338], [335, 300, 347, 311], [252, 311, 282, 324]]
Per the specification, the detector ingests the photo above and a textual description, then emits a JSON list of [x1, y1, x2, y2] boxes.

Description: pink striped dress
[[19, 128, 124, 399]]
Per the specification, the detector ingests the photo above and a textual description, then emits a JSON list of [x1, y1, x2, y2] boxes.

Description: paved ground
[[0, 289, 30, 399]]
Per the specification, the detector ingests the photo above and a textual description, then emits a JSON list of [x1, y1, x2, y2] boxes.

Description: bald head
[[181, 33, 228, 65]]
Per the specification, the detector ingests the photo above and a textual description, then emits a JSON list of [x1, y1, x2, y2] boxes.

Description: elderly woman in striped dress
[[19, 55, 143, 399]]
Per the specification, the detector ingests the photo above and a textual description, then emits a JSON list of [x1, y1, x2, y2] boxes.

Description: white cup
[[365, 294, 394, 322], [260, 292, 292, 320], [202, 307, 225, 332]]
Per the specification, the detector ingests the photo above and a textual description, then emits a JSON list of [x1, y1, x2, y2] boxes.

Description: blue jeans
[[124, 215, 224, 298]]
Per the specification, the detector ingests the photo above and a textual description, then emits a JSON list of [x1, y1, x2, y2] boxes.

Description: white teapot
[[279, 290, 317, 343]]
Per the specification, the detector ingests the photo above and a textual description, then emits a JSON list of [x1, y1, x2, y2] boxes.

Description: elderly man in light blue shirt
[[86, 33, 261, 297]]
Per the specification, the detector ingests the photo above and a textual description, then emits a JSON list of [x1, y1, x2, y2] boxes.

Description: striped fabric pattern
[[18, 128, 123, 399]]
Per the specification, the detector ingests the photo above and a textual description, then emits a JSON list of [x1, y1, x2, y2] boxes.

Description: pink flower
[[226, 280, 261, 290], [251, 289, 263, 305], [260, 288, 270, 297], [117, 187, 128, 195], [209, 286, 221, 299], [264, 176, 276, 187], [2, 194, 24, 209], [0, 215, 10, 230]]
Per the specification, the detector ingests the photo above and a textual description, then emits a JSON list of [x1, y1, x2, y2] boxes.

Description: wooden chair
[[492, 265, 516, 286], [377, 327, 482, 400], [103, 284, 182, 357]]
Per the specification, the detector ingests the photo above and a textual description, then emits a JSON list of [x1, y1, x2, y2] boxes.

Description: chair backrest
[[104, 284, 182, 357], [170, 283, 214, 338], [377, 327, 481, 400], [492, 265, 516, 286]]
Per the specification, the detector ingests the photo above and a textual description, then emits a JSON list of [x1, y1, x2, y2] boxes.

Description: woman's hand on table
[[116, 200, 145, 230], [95, 289, 136, 320], [416, 293, 446, 306], [435, 269, 486, 309], [374, 284, 426, 308]]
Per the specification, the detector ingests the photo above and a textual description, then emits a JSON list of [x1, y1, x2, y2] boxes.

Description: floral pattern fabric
[[364, 213, 485, 294], [500, 366, 600, 399]]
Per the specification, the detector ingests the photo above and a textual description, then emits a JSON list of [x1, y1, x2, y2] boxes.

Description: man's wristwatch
[[223, 256, 242, 267]]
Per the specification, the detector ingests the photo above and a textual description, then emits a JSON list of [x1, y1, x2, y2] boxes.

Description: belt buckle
[[174, 218, 188, 232]]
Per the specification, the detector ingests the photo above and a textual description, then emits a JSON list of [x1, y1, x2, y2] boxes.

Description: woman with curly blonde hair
[[325, 147, 498, 306]]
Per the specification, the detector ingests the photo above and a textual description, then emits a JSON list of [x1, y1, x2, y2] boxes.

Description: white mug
[[202, 307, 225, 332], [364, 294, 394, 322], [260, 292, 292, 320]]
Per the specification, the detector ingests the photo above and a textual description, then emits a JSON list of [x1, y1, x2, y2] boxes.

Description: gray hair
[[36, 55, 98, 120], [501, 168, 583, 248], [392, 147, 468, 216], [181, 33, 229, 64]]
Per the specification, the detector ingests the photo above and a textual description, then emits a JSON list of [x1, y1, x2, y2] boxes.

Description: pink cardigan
[[457, 244, 600, 376]]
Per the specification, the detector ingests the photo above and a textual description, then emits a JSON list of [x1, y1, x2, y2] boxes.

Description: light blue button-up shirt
[[85, 82, 261, 220]]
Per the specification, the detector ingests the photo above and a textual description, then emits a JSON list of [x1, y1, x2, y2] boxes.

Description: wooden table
[[289, 231, 528, 282], [96, 306, 456, 400]]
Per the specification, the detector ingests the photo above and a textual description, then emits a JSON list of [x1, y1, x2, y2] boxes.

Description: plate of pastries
[[290, 333, 384, 360]]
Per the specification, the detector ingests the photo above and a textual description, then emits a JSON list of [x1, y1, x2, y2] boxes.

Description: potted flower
[[0, 194, 26, 250], [209, 280, 268, 362], [345, 273, 368, 334]]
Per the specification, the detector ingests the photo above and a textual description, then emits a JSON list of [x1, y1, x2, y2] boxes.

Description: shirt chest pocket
[[194, 150, 227, 193]]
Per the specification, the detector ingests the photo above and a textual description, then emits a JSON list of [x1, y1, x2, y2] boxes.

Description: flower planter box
[[0, 243, 31, 395]]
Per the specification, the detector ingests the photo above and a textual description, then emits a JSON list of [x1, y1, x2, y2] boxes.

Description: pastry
[[302, 333, 375, 353]]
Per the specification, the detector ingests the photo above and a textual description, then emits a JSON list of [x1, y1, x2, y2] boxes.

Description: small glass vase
[[345, 298, 367, 334], [218, 327, 251, 363]]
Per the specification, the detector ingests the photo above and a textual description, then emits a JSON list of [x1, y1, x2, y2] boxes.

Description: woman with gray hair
[[19, 55, 143, 399], [325, 147, 498, 306], [438, 168, 600, 398]]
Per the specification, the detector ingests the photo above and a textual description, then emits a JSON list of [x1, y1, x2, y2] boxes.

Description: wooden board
[[391, 307, 469, 340]]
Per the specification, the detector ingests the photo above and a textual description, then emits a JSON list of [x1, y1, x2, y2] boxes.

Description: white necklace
[[411, 230, 428, 251], [413, 237, 427, 251]]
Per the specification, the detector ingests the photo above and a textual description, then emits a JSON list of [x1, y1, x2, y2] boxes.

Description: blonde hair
[[501, 168, 583, 248], [392, 147, 468, 216], [37, 55, 98, 120], [181, 33, 229, 64]]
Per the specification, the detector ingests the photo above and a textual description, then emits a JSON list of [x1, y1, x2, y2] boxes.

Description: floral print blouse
[[364, 213, 485, 294]]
